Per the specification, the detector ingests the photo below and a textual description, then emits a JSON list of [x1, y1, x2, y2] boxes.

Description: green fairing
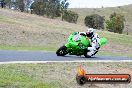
[[65, 32, 90, 55], [100, 37, 107, 46]]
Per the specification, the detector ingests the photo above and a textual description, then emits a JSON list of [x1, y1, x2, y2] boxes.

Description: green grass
[[97, 51, 132, 58], [96, 30, 132, 57], [0, 45, 56, 51], [0, 64, 61, 88], [0, 63, 81, 88], [97, 30, 132, 46]]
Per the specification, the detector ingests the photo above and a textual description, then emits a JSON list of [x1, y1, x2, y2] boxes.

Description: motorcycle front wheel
[[56, 45, 68, 56]]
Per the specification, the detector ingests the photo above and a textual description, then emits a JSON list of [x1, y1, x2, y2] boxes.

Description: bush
[[84, 14, 104, 29], [106, 13, 125, 34], [62, 10, 78, 23]]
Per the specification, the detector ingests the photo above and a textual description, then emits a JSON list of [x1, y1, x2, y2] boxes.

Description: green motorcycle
[[56, 32, 107, 58]]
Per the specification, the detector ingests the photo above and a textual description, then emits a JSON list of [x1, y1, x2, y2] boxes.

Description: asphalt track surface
[[0, 50, 132, 62]]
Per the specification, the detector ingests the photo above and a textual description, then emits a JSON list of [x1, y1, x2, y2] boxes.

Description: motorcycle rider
[[79, 28, 100, 56]]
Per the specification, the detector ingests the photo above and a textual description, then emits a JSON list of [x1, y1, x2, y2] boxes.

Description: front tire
[[56, 45, 68, 56], [84, 53, 91, 58]]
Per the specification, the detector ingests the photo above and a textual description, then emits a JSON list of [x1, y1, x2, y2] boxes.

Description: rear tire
[[84, 49, 91, 58], [56, 45, 68, 56], [84, 53, 91, 58]]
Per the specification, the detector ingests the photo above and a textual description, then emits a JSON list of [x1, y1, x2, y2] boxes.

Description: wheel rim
[[60, 50, 64, 54], [59, 50, 67, 55]]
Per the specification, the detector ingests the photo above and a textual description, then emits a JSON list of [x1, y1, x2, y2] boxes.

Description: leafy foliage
[[106, 12, 125, 34], [30, 1, 46, 15], [17, 0, 25, 12], [45, 0, 61, 18], [84, 14, 104, 29], [31, 0, 64, 19], [60, 0, 69, 20], [4, 0, 25, 12]]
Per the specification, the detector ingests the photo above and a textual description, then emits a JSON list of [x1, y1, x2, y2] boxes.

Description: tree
[[31, 0, 61, 18], [60, 0, 69, 20], [106, 12, 125, 34], [3, 0, 14, 9], [84, 14, 104, 29], [4, 0, 25, 11], [18, 0, 24, 12], [24, 0, 34, 12], [4, 0, 33, 11], [30, 1, 45, 15], [0, 0, 6, 8], [45, 0, 61, 18]]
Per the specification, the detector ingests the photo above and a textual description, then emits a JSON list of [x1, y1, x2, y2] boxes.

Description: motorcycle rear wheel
[[56, 45, 68, 56], [84, 51, 91, 58]]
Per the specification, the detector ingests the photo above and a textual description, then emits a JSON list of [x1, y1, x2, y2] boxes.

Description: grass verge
[[0, 63, 132, 88], [0, 45, 56, 51], [97, 51, 132, 58], [0, 64, 63, 88]]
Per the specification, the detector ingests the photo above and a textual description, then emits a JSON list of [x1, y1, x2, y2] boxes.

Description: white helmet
[[86, 28, 95, 37]]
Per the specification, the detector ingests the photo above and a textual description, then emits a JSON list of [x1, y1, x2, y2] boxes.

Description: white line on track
[[0, 60, 132, 64]]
